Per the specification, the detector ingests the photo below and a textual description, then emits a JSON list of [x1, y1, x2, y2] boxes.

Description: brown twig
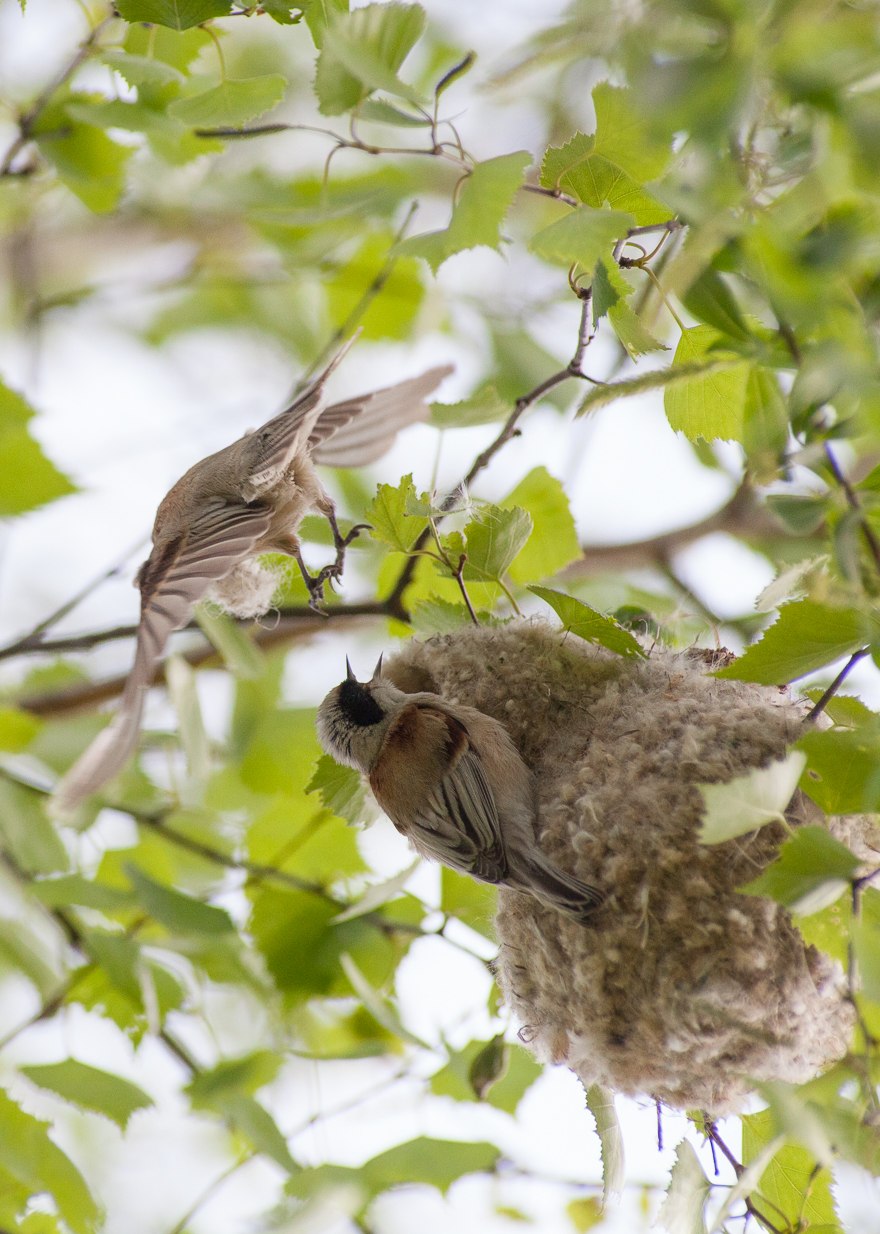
[[703, 1122, 789, 1234], [803, 647, 871, 727], [0, 841, 199, 1073], [386, 289, 597, 612], [823, 441, 880, 578], [0, 15, 114, 177], [293, 201, 420, 390]]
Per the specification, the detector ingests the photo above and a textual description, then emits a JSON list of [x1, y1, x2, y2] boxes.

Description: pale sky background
[[1, 0, 879, 1230]]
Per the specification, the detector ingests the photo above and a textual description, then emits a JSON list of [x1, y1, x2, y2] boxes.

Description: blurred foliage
[[2, 0, 880, 1230]]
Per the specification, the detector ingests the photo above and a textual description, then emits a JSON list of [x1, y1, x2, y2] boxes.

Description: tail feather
[[511, 850, 603, 923], [49, 622, 158, 818]]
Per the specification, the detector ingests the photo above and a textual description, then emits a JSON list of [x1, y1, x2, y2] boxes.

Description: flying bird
[[52, 339, 452, 813], [317, 659, 603, 922]]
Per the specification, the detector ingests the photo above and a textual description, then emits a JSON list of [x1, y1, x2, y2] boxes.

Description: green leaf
[[21, 1060, 153, 1130], [431, 384, 510, 429], [186, 1051, 281, 1107], [539, 85, 669, 224], [501, 468, 581, 583], [0, 706, 40, 751], [655, 1139, 709, 1234], [306, 754, 367, 825], [698, 753, 808, 843], [410, 598, 488, 635], [249, 886, 393, 997], [367, 474, 429, 552], [742, 1111, 838, 1230], [439, 867, 496, 937], [714, 600, 876, 684], [83, 930, 185, 1020], [664, 326, 752, 442], [101, 50, 186, 90], [852, 889, 880, 1003], [797, 726, 880, 813], [576, 358, 739, 416], [339, 952, 429, 1048], [116, 0, 233, 30], [332, 862, 419, 923], [0, 380, 76, 516], [765, 494, 827, 535], [680, 267, 750, 341], [315, 2, 427, 114], [301, 0, 348, 48], [260, 0, 300, 23], [224, 1095, 298, 1172], [287, 1136, 500, 1202], [467, 1035, 508, 1099], [568, 1197, 603, 1231], [0, 1089, 100, 1234], [794, 895, 851, 967], [529, 207, 634, 274], [170, 75, 287, 127], [607, 298, 668, 359], [195, 605, 265, 679], [529, 587, 646, 658], [31, 874, 133, 913], [166, 656, 210, 790], [34, 101, 133, 213], [592, 259, 626, 319], [586, 1084, 624, 1208], [0, 780, 68, 875], [740, 825, 859, 914], [460, 505, 532, 583], [326, 233, 424, 340], [0, 922, 58, 996], [357, 98, 430, 126], [431, 1037, 542, 1112], [126, 865, 235, 935], [743, 366, 789, 462], [398, 151, 532, 272]]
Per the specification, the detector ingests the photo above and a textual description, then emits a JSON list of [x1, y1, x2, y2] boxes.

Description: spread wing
[[51, 501, 272, 815], [244, 334, 359, 493], [310, 365, 453, 468], [371, 704, 508, 883]]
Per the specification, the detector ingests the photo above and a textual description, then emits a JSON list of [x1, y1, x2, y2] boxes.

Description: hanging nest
[[385, 620, 879, 1114]]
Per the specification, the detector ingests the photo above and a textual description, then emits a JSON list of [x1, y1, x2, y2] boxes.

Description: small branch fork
[[703, 1121, 789, 1234], [0, 22, 678, 701]]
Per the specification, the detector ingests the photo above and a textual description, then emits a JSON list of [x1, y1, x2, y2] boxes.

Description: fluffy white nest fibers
[[209, 559, 281, 620], [386, 620, 879, 1114]]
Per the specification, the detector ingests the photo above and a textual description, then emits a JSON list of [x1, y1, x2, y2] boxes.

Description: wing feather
[[310, 365, 453, 468], [51, 500, 272, 815], [371, 703, 508, 883]]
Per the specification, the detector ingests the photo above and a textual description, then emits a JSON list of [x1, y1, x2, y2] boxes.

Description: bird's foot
[[334, 521, 371, 550]]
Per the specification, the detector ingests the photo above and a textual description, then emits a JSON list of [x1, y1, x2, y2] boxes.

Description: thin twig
[[452, 555, 480, 625], [823, 441, 880, 578], [294, 201, 420, 390], [803, 648, 871, 726], [0, 16, 114, 177], [0, 535, 149, 659], [703, 1122, 788, 1234], [385, 291, 597, 611], [0, 842, 199, 1074]]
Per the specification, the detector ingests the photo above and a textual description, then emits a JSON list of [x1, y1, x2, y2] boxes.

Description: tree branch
[[0, 15, 114, 177], [803, 647, 871, 726], [387, 289, 598, 610], [0, 840, 199, 1074]]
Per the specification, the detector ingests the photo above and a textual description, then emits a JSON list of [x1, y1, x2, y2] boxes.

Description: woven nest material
[[386, 621, 879, 1114]]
